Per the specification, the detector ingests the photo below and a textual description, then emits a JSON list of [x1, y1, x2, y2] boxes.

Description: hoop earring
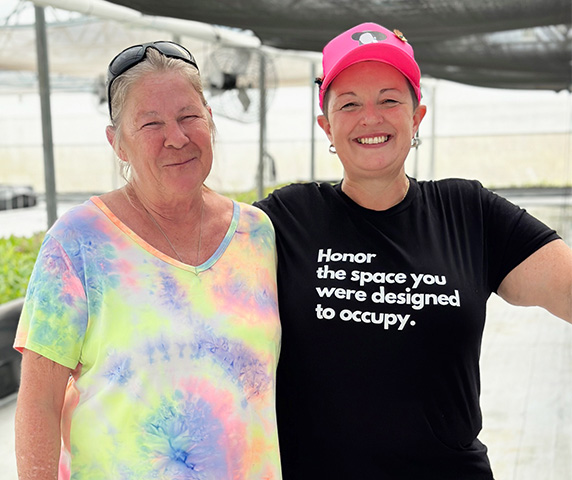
[[411, 137, 420, 149], [329, 144, 337, 154]]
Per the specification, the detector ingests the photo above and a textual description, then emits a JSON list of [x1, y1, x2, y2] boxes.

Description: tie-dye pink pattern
[[14, 197, 282, 479]]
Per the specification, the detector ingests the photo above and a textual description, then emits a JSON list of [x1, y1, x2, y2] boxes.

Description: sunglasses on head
[[106, 41, 199, 118]]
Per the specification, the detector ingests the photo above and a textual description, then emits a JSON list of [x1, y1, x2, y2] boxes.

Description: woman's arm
[[498, 239, 572, 323], [15, 349, 72, 480]]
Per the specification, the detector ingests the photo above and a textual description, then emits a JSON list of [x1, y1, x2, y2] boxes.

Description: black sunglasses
[[106, 41, 199, 118]]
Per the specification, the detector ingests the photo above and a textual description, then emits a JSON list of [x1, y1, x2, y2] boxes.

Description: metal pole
[[429, 80, 437, 180], [256, 51, 267, 200], [412, 130, 420, 179], [310, 62, 316, 182], [34, 5, 58, 229]]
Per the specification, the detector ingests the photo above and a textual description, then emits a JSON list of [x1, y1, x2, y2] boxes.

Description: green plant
[[0, 233, 44, 304]]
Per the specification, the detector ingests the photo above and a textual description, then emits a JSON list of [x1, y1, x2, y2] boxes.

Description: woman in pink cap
[[255, 22, 572, 479]]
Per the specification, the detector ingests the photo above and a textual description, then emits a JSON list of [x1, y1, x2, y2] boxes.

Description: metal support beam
[[310, 62, 316, 182], [32, 0, 261, 48], [34, 5, 57, 229], [256, 51, 267, 200], [429, 80, 437, 180]]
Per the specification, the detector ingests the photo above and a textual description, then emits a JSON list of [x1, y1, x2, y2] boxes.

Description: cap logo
[[351, 30, 387, 46]]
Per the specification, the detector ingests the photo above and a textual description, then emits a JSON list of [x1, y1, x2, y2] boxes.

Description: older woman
[[15, 42, 281, 479], [255, 23, 572, 479]]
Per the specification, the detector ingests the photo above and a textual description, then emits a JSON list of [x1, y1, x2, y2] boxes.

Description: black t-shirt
[[255, 178, 559, 480]]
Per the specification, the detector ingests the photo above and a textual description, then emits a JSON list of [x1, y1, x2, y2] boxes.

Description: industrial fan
[[203, 46, 277, 123]]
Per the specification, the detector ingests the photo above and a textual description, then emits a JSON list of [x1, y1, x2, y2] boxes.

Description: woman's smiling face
[[115, 70, 214, 199], [318, 61, 426, 182]]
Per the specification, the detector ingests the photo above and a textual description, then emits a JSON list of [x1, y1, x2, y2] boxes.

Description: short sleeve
[[482, 187, 560, 292], [14, 235, 88, 369]]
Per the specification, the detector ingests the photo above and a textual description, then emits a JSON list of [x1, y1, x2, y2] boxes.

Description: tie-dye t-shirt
[[14, 197, 282, 480]]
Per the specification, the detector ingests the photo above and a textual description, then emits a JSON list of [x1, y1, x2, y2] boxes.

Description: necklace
[[142, 195, 205, 265]]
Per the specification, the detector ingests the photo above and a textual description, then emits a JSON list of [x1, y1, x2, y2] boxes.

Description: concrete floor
[[0, 393, 17, 480], [480, 296, 572, 480]]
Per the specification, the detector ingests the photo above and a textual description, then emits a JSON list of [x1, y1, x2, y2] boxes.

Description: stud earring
[[328, 144, 337, 154], [411, 137, 420, 149]]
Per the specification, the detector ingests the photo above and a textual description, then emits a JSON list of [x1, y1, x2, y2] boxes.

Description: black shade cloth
[[105, 0, 571, 91]]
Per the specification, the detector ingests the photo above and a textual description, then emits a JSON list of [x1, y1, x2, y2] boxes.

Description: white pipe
[[31, 0, 261, 48]]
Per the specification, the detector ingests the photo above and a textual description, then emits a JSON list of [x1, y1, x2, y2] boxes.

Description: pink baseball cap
[[318, 22, 421, 109]]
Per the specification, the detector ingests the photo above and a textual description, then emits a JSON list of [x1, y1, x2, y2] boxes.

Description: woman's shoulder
[[415, 178, 514, 216], [236, 200, 271, 224], [37, 199, 105, 271], [47, 198, 103, 237], [417, 177, 484, 192], [416, 177, 489, 201], [272, 181, 336, 197]]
